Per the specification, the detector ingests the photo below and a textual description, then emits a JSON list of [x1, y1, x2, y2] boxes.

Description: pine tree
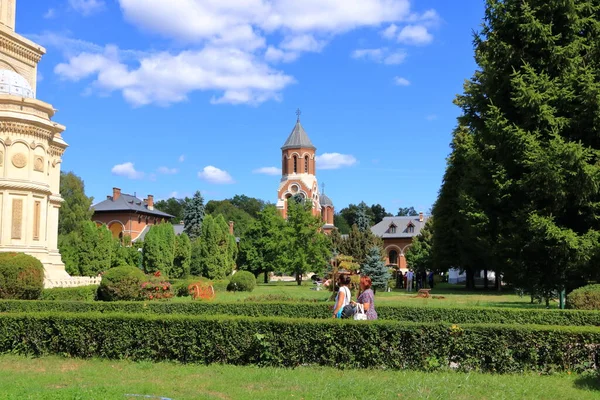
[[191, 215, 236, 279], [183, 191, 205, 240], [59, 172, 93, 236], [355, 202, 372, 232], [361, 246, 390, 293], [142, 223, 175, 275], [172, 233, 192, 278]]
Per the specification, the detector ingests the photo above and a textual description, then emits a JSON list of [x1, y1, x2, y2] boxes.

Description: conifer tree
[[361, 246, 390, 293], [183, 191, 205, 240]]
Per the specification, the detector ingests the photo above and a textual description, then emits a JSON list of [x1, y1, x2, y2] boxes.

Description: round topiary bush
[[567, 284, 600, 310], [227, 271, 256, 292], [97, 266, 146, 301], [0, 252, 44, 300]]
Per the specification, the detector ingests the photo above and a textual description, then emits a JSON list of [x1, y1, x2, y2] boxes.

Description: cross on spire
[[296, 108, 301, 122]]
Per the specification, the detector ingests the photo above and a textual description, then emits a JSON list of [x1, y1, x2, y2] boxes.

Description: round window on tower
[[290, 184, 299, 193]]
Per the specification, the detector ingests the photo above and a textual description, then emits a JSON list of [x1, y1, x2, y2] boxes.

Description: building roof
[[133, 223, 240, 243], [0, 69, 34, 98], [281, 119, 316, 150], [319, 193, 333, 206], [370, 215, 429, 239], [92, 193, 174, 218]]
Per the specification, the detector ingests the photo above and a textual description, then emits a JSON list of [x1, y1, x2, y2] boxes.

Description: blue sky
[[19, 0, 485, 214]]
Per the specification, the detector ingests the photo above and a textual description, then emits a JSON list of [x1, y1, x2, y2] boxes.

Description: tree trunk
[[263, 271, 269, 284], [483, 269, 489, 290], [495, 273, 501, 292], [465, 268, 475, 290], [296, 273, 302, 286]]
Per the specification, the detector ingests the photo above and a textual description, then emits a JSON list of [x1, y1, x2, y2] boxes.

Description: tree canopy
[[59, 172, 94, 236], [183, 191, 205, 240]]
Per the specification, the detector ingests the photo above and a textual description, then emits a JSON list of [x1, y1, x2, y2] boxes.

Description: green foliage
[[335, 224, 381, 265], [205, 199, 254, 237], [567, 284, 600, 310], [0, 253, 44, 300], [227, 271, 256, 292], [229, 195, 266, 219], [97, 266, 145, 301], [183, 191, 205, 240], [405, 218, 433, 273], [0, 312, 599, 372], [237, 205, 285, 282], [41, 285, 98, 301], [142, 223, 175, 275], [355, 201, 372, 232], [111, 238, 142, 269], [280, 198, 331, 285], [333, 214, 351, 234], [59, 221, 115, 276], [397, 206, 418, 216], [154, 197, 190, 223], [172, 233, 192, 279], [58, 171, 93, 236], [361, 247, 390, 292], [171, 277, 211, 297], [191, 215, 237, 279]]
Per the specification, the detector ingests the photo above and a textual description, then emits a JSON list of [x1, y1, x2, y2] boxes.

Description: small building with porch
[[370, 213, 429, 271]]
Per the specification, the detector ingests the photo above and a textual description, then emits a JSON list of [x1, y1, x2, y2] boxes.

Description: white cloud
[[253, 166, 281, 176], [394, 76, 410, 86], [382, 24, 398, 39], [54, 45, 295, 106], [178, 155, 185, 162], [198, 166, 234, 184], [157, 166, 178, 174], [280, 34, 326, 53], [111, 162, 144, 179], [69, 0, 105, 16], [351, 48, 406, 65], [43, 9, 56, 19], [264, 46, 299, 63], [397, 25, 433, 45], [316, 153, 357, 170]]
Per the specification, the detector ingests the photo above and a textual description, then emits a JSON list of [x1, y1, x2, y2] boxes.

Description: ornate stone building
[[0, 0, 85, 287], [276, 112, 335, 233]]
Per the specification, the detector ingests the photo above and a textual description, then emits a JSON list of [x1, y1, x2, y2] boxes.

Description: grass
[[1, 355, 598, 400], [179, 281, 553, 309]]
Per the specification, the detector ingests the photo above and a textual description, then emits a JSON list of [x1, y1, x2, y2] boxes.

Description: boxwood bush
[[97, 266, 146, 301], [227, 271, 256, 292], [41, 285, 98, 301], [567, 284, 600, 310], [0, 253, 44, 300], [0, 312, 598, 373], [1, 301, 600, 326]]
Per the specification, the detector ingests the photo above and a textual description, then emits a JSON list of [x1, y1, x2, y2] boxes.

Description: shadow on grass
[[574, 375, 600, 391]]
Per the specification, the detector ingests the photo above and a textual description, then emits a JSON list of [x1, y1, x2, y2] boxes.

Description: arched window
[[304, 155, 309, 173], [282, 157, 287, 174], [389, 250, 398, 265], [293, 156, 297, 173], [407, 225, 415, 234]]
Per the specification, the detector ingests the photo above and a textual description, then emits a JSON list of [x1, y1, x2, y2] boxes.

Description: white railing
[[44, 276, 102, 289]]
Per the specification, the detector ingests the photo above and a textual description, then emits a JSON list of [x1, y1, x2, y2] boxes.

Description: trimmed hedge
[[97, 266, 146, 301], [41, 286, 98, 301], [567, 284, 600, 310], [227, 271, 256, 292], [1, 300, 600, 326], [0, 253, 44, 300], [0, 312, 598, 373]]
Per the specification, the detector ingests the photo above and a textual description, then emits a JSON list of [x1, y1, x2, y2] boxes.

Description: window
[[305, 155, 309, 173], [293, 156, 297, 173], [389, 224, 397, 234], [282, 157, 287, 174], [407, 224, 415, 234], [389, 250, 398, 265]]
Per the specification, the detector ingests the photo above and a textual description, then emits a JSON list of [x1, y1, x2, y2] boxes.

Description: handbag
[[354, 303, 367, 321], [340, 304, 356, 319]]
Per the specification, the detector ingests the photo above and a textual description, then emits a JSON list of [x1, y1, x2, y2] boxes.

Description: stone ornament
[[34, 156, 43, 172], [11, 152, 26, 168], [0, 150, 3, 166]]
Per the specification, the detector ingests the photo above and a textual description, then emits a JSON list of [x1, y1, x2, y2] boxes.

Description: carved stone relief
[[11, 152, 26, 168], [34, 156, 43, 172], [11, 198, 22, 239]]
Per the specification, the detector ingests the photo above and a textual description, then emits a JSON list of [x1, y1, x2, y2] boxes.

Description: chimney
[[228, 221, 234, 235], [113, 187, 121, 201], [419, 212, 424, 222], [147, 195, 154, 210]]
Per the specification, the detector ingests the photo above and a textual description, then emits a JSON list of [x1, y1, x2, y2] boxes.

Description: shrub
[[97, 266, 145, 301], [212, 279, 229, 292], [41, 285, 98, 301], [0, 313, 599, 373], [567, 284, 600, 310], [0, 253, 44, 300], [227, 271, 256, 292], [172, 277, 210, 297]]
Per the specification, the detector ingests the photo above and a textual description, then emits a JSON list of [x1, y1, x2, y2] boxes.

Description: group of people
[[397, 270, 434, 292], [332, 275, 378, 320]]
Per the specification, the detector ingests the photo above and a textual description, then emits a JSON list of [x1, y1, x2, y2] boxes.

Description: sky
[[18, 0, 486, 214]]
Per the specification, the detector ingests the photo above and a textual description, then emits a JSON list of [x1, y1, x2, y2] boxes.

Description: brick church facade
[[276, 112, 335, 233]]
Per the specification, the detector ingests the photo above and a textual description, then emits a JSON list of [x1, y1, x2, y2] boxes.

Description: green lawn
[[190, 281, 550, 309], [1, 355, 597, 400]]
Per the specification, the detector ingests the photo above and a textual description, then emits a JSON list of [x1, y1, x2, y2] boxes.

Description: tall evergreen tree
[[438, 0, 600, 296], [191, 215, 237, 279], [405, 218, 434, 273], [356, 202, 372, 232], [183, 191, 205, 240], [361, 246, 390, 293], [172, 233, 192, 278], [142, 223, 175, 275]]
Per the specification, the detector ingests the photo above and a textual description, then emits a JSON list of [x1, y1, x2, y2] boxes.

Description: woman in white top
[[333, 274, 352, 318]]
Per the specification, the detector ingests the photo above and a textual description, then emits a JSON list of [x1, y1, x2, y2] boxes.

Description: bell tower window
[[293, 156, 297, 173], [305, 155, 309, 173]]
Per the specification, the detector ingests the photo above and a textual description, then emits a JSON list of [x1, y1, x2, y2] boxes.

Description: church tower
[[277, 111, 335, 233], [0, 0, 70, 285]]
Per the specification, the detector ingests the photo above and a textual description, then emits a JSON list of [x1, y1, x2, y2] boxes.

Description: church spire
[[281, 109, 316, 150]]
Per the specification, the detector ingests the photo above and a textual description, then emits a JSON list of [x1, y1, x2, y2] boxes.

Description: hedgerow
[[0, 312, 598, 373], [40, 286, 98, 301], [1, 301, 600, 326]]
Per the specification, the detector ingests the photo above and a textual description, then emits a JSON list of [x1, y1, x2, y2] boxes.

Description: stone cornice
[[0, 27, 45, 66], [0, 179, 52, 195], [0, 95, 56, 118], [0, 120, 53, 142]]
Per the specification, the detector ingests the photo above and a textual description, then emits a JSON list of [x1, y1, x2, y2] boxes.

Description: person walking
[[333, 274, 352, 318], [406, 269, 414, 292], [353, 275, 378, 320]]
